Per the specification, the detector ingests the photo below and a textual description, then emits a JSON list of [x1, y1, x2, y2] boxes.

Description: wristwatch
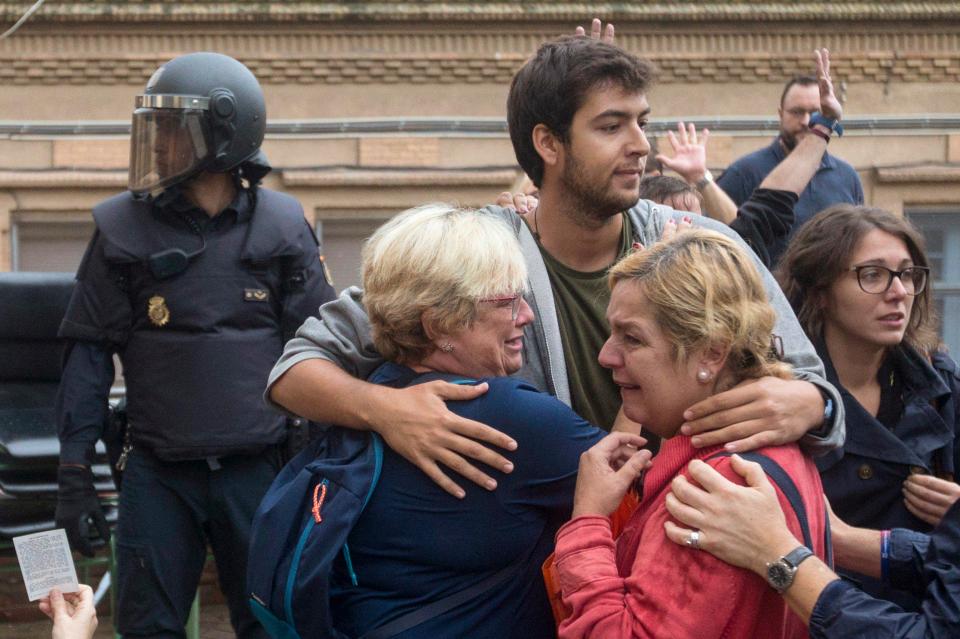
[[695, 170, 714, 191], [766, 546, 814, 593], [809, 111, 844, 137]]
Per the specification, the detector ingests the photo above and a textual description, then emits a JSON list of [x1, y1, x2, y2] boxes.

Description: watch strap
[[821, 396, 835, 427], [695, 170, 714, 191], [783, 545, 814, 569], [809, 111, 844, 137]]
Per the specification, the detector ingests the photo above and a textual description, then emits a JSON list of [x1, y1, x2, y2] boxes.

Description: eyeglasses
[[479, 294, 522, 321], [786, 107, 818, 119], [849, 265, 930, 295]]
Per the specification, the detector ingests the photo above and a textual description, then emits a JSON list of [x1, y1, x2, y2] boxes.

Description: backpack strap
[[708, 451, 813, 549], [359, 560, 526, 639]]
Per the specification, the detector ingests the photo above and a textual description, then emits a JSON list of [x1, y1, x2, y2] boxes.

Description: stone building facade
[[2, 0, 960, 346]]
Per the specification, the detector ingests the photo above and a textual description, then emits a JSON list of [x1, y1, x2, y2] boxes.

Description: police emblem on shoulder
[[320, 254, 334, 287], [148, 295, 170, 327]]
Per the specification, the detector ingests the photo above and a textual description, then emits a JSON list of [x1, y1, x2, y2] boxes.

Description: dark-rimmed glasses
[[849, 265, 929, 296], [479, 294, 522, 321]]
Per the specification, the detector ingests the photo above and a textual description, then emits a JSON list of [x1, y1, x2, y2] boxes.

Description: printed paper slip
[[13, 529, 79, 601]]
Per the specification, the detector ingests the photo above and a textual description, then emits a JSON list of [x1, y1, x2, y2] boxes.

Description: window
[[12, 214, 94, 272], [315, 217, 390, 292], [907, 207, 960, 355]]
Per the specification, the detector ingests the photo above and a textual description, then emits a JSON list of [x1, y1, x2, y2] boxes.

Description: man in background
[[718, 73, 863, 265]]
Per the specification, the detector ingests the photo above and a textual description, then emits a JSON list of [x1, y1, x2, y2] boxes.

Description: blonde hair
[[608, 229, 791, 383], [362, 204, 528, 364]]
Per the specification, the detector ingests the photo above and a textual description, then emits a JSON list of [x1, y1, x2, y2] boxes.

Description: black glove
[[55, 465, 110, 557]]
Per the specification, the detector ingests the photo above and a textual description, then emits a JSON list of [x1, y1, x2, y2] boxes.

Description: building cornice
[[281, 167, 517, 187], [5, 115, 960, 138], [0, 169, 126, 188], [875, 163, 960, 183], [0, 167, 519, 189], [3, 2, 960, 24], [3, 51, 959, 86]]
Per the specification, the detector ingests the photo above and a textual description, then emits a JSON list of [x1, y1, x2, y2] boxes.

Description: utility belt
[[104, 400, 305, 489]]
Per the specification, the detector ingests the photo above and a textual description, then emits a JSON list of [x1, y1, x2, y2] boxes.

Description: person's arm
[[715, 164, 752, 206], [56, 342, 114, 467], [663, 456, 960, 638], [726, 47, 837, 268], [756, 49, 840, 196], [267, 287, 519, 498], [55, 342, 114, 557], [827, 502, 881, 578], [728, 188, 796, 267], [55, 231, 129, 556], [656, 121, 738, 224], [556, 455, 781, 638], [662, 455, 839, 625]]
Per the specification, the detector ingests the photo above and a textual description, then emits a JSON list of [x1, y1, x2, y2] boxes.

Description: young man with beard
[[718, 74, 864, 265], [266, 36, 845, 498]]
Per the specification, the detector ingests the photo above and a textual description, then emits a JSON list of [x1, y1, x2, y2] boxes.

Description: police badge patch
[[148, 296, 170, 327]]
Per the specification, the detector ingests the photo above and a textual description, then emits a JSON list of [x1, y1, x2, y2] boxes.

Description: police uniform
[[57, 182, 336, 637], [817, 342, 960, 610]]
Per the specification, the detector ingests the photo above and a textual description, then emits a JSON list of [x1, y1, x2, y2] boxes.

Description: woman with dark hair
[[777, 205, 960, 608]]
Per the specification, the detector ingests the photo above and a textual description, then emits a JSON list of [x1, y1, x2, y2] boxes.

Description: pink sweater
[[554, 437, 826, 639]]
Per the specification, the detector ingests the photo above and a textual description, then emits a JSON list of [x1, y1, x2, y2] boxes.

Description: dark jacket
[[717, 137, 864, 265], [810, 500, 960, 638], [817, 343, 960, 608]]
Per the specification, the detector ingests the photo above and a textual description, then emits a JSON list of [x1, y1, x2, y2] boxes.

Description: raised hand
[[657, 121, 710, 185], [814, 48, 842, 122], [575, 18, 615, 44]]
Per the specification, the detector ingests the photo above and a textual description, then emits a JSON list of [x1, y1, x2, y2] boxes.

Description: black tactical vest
[[93, 189, 309, 460]]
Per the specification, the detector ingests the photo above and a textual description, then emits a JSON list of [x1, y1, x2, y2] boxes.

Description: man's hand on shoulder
[[370, 381, 519, 498], [680, 377, 825, 452]]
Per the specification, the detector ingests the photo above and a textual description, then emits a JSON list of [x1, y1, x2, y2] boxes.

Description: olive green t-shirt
[[538, 215, 633, 431]]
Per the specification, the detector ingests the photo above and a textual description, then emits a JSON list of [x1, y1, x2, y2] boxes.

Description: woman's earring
[[439, 342, 455, 353], [697, 369, 712, 383]]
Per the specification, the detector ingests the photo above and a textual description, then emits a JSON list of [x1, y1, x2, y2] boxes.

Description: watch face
[[767, 561, 794, 592]]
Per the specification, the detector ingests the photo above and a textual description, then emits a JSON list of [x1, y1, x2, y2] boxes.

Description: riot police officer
[[54, 52, 336, 638]]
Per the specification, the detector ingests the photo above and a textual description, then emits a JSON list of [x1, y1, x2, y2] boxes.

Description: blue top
[[810, 500, 960, 639], [717, 138, 863, 265], [330, 361, 605, 639]]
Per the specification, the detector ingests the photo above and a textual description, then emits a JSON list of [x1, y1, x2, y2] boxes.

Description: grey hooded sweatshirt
[[267, 201, 844, 455]]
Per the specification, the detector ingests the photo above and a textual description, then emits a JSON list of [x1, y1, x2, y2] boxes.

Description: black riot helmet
[[129, 52, 269, 195]]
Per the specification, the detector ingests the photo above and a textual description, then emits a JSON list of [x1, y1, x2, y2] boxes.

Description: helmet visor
[[129, 104, 210, 194]]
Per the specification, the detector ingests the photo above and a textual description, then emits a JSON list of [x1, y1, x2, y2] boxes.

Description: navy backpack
[[247, 426, 383, 639], [247, 367, 513, 639]]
